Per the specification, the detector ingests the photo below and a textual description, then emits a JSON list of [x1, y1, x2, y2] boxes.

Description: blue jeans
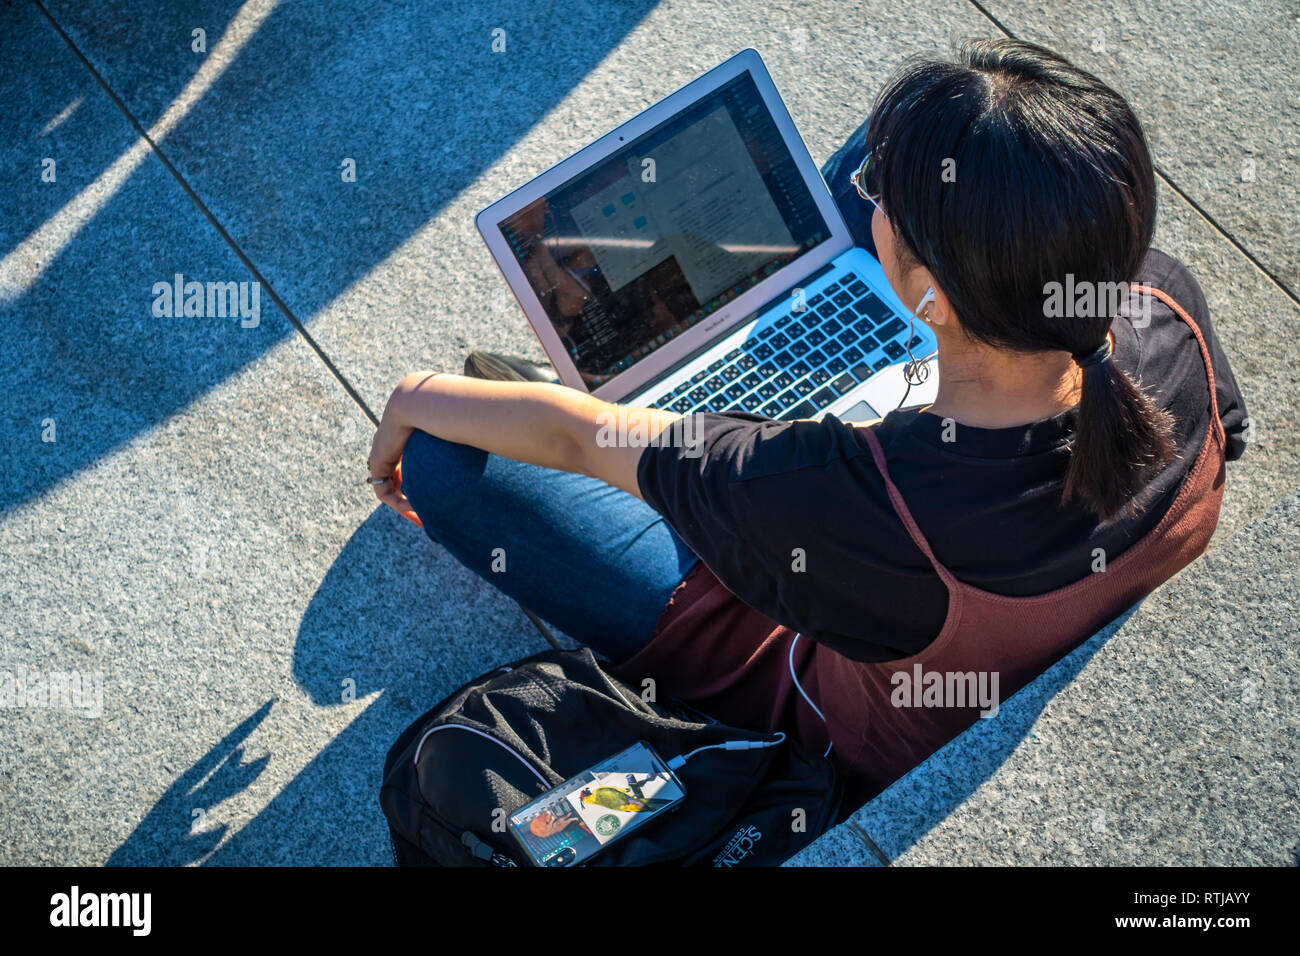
[[400, 119, 877, 663], [400, 428, 701, 662]]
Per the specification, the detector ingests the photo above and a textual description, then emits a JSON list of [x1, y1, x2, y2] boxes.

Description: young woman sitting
[[367, 39, 1249, 810]]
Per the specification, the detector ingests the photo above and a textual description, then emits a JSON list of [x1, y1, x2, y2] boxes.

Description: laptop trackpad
[[837, 400, 877, 421]]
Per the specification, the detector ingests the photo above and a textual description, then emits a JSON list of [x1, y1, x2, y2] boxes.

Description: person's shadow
[[110, 506, 551, 865], [27, 0, 655, 866], [111, 500, 1134, 865], [106, 701, 274, 866]]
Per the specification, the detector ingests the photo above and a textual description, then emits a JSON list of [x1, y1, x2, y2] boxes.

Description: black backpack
[[380, 646, 844, 866]]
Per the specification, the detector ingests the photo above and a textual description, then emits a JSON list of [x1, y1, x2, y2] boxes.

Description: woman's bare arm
[[367, 372, 682, 518]]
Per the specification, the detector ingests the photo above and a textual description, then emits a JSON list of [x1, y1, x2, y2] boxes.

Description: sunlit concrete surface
[[1, 0, 1295, 865]]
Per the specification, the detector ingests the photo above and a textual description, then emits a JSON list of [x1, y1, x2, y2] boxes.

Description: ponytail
[[1064, 341, 1175, 519], [865, 39, 1171, 519]]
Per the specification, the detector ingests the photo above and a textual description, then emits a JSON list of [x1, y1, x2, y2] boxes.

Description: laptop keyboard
[[643, 276, 926, 420]]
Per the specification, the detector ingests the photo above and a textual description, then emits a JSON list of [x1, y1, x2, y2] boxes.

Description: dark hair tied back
[[866, 39, 1176, 519]]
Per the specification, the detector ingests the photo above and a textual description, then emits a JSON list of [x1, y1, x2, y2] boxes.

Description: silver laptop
[[475, 48, 939, 422]]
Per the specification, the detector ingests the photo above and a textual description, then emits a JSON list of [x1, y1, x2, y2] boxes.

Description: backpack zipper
[[408, 721, 550, 867], [412, 721, 551, 787]]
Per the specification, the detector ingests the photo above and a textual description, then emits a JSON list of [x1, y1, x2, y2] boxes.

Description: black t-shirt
[[636, 249, 1250, 663]]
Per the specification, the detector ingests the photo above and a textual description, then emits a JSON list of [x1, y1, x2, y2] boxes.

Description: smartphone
[[507, 741, 686, 867]]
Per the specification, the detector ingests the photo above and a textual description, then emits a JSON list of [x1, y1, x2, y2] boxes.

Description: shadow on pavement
[[127, 508, 538, 865], [2, 0, 659, 517], [856, 606, 1136, 860], [107, 700, 274, 866], [110, 515, 1136, 864]]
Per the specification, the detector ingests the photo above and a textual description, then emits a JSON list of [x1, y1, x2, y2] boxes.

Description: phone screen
[[507, 741, 686, 867]]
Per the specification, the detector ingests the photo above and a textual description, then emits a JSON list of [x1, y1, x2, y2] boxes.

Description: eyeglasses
[[850, 145, 886, 219]]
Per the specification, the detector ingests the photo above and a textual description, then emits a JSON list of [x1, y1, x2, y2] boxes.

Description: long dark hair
[[865, 39, 1175, 519]]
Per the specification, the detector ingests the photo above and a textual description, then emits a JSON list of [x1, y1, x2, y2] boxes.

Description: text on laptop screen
[[498, 71, 832, 387]]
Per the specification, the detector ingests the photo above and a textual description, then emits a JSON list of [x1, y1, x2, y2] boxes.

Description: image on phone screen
[[507, 741, 686, 867]]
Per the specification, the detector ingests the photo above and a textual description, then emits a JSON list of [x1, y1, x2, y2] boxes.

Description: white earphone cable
[[789, 633, 833, 757]]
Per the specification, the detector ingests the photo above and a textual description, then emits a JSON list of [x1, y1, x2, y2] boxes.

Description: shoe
[[463, 350, 559, 383]]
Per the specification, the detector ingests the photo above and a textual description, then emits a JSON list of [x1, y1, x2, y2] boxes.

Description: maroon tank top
[[609, 286, 1228, 809]]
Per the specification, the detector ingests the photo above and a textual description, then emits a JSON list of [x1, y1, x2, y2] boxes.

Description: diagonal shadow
[[63, 0, 1124, 863], [103, 507, 540, 865], [198, 507, 541, 865], [1, 0, 660, 518], [107, 699, 274, 866], [852, 606, 1138, 860]]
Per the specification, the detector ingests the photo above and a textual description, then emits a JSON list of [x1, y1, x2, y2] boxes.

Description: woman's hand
[[368, 374, 434, 527]]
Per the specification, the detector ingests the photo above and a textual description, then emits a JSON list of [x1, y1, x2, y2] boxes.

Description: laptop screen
[[498, 71, 832, 388]]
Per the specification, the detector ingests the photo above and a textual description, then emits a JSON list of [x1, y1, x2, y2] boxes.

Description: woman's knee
[[399, 429, 487, 512]]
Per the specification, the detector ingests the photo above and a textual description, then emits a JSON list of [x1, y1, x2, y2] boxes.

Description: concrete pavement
[[1, 0, 1295, 865]]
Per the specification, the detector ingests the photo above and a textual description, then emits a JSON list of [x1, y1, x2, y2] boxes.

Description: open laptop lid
[[475, 48, 855, 402]]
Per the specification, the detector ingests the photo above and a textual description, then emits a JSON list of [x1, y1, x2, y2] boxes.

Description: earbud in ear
[[916, 287, 936, 315], [902, 288, 936, 391]]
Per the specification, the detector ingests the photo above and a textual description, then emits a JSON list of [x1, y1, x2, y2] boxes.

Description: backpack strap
[[858, 284, 1219, 580], [860, 427, 957, 587], [1131, 284, 1226, 449]]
